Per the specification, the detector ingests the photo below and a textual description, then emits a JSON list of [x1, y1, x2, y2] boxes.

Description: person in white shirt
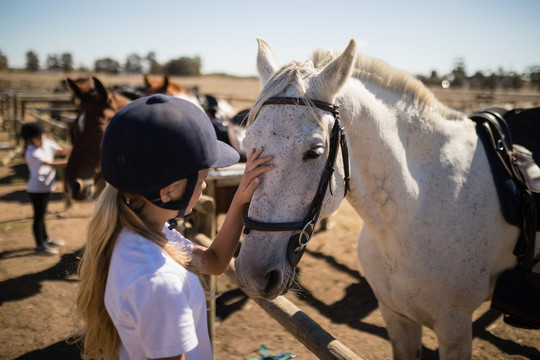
[[21, 122, 71, 255], [75, 95, 273, 360]]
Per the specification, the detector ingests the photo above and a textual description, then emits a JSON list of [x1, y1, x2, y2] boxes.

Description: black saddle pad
[[476, 107, 540, 231]]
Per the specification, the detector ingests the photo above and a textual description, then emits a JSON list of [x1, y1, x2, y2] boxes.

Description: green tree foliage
[[146, 52, 162, 74], [46, 52, 74, 72], [500, 72, 523, 90], [124, 53, 143, 73], [94, 58, 120, 74], [163, 56, 201, 76], [526, 65, 540, 90], [61, 52, 74, 72], [25, 50, 40, 72], [451, 57, 466, 88], [482, 73, 498, 90], [0, 50, 8, 70], [46, 54, 61, 71]]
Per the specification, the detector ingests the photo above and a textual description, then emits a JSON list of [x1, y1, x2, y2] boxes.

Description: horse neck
[[339, 81, 469, 232]]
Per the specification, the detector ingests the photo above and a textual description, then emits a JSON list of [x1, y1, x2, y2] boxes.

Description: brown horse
[[143, 74, 202, 107], [64, 76, 131, 206]]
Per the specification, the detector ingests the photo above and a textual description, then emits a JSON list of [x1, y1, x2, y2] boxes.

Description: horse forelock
[[247, 60, 323, 127]]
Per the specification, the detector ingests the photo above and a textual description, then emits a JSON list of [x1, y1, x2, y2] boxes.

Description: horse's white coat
[[234, 38, 540, 360]]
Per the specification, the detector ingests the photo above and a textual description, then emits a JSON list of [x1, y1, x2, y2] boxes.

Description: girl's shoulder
[[43, 138, 60, 150], [162, 223, 194, 255]]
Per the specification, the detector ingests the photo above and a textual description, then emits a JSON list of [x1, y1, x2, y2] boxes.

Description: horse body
[[65, 76, 130, 203], [234, 39, 537, 359]]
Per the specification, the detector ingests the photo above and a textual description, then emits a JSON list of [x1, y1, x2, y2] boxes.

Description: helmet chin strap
[[140, 174, 198, 230]]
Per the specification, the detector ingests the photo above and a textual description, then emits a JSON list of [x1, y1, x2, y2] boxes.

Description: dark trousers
[[27, 192, 50, 247]]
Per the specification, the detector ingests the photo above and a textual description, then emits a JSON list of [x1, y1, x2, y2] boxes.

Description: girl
[[75, 94, 273, 360], [21, 122, 71, 255]]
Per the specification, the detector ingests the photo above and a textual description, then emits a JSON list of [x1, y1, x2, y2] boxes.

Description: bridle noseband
[[242, 97, 350, 267]]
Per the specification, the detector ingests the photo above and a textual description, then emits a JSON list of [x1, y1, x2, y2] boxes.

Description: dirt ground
[[1, 72, 539, 359], [1, 146, 539, 360]]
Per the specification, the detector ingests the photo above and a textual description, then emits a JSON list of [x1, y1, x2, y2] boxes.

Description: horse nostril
[[264, 269, 282, 294], [71, 180, 81, 195]]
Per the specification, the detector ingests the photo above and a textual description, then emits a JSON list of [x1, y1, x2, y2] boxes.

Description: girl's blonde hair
[[75, 184, 190, 360]]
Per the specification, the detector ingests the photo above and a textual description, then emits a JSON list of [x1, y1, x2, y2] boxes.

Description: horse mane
[[313, 48, 464, 119], [248, 47, 463, 125]]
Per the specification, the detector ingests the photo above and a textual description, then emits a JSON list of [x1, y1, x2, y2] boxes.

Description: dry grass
[[1, 71, 538, 113], [0, 72, 262, 110]]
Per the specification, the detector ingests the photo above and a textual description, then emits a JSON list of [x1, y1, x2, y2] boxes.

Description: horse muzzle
[[70, 178, 96, 200], [234, 240, 296, 299]]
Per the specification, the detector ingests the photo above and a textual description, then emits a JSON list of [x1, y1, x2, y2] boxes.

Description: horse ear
[[257, 38, 278, 86], [67, 78, 83, 100], [316, 39, 356, 98], [92, 77, 108, 102], [143, 74, 151, 90], [163, 74, 169, 92]]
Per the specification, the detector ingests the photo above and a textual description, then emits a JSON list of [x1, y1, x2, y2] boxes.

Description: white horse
[[234, 38, 540, 359]]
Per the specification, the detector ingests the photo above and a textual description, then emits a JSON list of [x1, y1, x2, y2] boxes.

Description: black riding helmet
[[21, 122, 45, 141], [101, 94, 239, 220]]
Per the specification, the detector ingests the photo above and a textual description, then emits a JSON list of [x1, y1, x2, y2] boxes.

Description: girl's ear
[[159, 187, 170, 203]]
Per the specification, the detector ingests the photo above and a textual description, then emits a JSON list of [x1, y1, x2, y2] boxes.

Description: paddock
[[1, 81, 539, 359]]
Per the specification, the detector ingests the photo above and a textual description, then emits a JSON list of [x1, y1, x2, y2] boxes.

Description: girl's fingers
[[245, 147, 272, 172]]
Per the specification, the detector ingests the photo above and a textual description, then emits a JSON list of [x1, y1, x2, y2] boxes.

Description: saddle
[[470, 107, 540, 329]]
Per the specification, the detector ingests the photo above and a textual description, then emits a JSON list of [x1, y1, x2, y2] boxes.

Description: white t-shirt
[[25, 138, 60, 193], [105, 225, 211, 360]]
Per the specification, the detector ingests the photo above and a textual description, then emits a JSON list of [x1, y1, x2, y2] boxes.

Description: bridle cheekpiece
[[242, 97, 350, 267]]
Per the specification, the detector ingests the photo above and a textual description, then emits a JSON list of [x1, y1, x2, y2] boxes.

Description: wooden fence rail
[[185, 227, 364, 360]]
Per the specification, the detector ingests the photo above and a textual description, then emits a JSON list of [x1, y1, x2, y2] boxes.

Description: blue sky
[[1, 0, 539, 77]]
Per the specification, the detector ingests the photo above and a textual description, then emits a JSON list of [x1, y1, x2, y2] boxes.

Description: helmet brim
[[211, 140, 240, 168]]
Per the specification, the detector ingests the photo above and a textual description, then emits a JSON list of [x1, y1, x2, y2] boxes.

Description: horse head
[[65, 76, 130, 203], [143, 73, 201, 106], [234, 38, 356, 299]]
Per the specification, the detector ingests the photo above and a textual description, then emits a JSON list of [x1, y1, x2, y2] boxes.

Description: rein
[[242, 97, 350, 267]]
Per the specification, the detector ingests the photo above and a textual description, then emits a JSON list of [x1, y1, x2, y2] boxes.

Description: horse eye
[[303, 146, 324, 160]]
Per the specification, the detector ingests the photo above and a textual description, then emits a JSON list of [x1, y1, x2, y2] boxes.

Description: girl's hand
[[235, 147, 273, 205]]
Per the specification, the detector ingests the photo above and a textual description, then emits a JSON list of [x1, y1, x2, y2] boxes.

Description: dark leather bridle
[[242, 97, 350, 267]]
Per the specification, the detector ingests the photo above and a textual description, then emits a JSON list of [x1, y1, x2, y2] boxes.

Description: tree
[[146, 52, 162, 74], [526, 65, 540, 90], [46, 54, 61, 71], [124, 53, 143, 73], [25, 50, 40, 72], [450, 57, 466, 88], [469, 71, 485, 89], [0, 50, 8, 70], [61, 52, 74, 72], [94, 57, 120, 74], [500, 72, 524, 90], [482, 73, 498, 90], [163, 56, 201, 76]]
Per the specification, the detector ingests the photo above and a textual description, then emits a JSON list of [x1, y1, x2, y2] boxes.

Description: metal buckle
[[295, 220, 315, 252]]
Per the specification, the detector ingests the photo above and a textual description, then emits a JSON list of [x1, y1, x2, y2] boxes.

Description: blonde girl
[[75, 95, 273, 360]]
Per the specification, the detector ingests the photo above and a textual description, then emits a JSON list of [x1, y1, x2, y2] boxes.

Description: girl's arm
[[192, 147, 273, 275], [42, 144, 71, 167], [55, 145, 72, 157], [41, 158, 68, 168]]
